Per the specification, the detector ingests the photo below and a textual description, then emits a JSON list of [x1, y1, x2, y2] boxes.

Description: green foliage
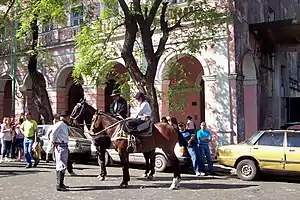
[[165, 61, 201, 112]]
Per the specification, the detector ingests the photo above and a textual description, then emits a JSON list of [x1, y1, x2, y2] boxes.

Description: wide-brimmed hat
[[111, 89, 120, 97], [60, 111, 70, 117]]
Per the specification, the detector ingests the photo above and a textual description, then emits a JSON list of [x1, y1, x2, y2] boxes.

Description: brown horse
[[89, 110, 182, 189]]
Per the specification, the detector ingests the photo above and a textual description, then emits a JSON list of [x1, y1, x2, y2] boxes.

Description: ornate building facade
[[1, 0, 300, 148]]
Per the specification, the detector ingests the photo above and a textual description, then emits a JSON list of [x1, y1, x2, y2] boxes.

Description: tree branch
[[146, 0, 163, 27], [118, 0, 130, 16], [154, 2, 169, 59], [133, 0, 144, 27], [3, 0, 15, 19]]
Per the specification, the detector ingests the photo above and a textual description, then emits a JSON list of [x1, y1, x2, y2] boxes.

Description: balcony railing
[[39, 26, 80, 46]]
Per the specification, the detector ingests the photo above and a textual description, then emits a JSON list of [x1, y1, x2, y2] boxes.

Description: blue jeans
[[198, 144, 214, 173], [1, 140, 12, 158], [24, 137, 37, 166], [187, 145, 201, 174]]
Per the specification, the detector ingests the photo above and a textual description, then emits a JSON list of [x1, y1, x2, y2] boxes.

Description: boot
[[56, 171, 68, 191]]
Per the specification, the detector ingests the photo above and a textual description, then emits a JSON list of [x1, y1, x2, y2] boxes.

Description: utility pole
[[11, 0, 19, 115]]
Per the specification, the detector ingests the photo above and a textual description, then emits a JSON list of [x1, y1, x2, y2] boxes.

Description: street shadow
[[70, 174, 134, 178], [0, 169, 48, 178], [136, 175, 224, 181], [261, 174, 300, 184], [154, 183, 258, 190], [67, 182, 257, 191]]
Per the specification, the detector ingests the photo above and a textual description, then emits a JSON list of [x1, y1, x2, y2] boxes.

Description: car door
[[285, 132, 300, 172], [250, 131, 285, 171]]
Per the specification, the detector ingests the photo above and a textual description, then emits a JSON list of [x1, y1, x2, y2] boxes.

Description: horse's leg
[[164, 150, 181, 190], [119, 150, 130, 188], [147, 149, 156, 179], [142, 152, 150, 177], [97, 146, 107, 181]]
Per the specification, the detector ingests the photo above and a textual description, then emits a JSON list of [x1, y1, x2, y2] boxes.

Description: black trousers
[[67, 150, 74, 173], [124, 118, 146, 132]]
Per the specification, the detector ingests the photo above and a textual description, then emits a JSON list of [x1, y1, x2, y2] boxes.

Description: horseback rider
[[109, 89, 128, 119], [123, 92, 152, 135]]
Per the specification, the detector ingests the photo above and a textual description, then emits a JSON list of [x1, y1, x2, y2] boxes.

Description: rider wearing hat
[[124, 92, 152, 134], [109, 89, 128, 119]]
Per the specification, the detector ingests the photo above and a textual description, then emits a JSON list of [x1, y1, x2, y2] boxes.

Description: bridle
[[70, 102, 85, 120], [90, 111, 128, 136]]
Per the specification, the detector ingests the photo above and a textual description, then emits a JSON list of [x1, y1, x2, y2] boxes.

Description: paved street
[[0, 161, 300, 200]]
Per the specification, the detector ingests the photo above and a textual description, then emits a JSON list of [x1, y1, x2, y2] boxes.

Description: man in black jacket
[[109, 89, 128, 119]]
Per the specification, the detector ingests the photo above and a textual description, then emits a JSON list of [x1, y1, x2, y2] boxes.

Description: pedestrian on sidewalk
[[49, 113, 70, 191], [178, 122, 205, 176], [0, 117, 13, 163], [15, 117, 24, 161], [20, 112, 39, 168], [197, 122, 215, 175]]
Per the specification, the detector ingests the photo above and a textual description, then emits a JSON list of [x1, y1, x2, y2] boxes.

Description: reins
[[91, 114, 130, 136]]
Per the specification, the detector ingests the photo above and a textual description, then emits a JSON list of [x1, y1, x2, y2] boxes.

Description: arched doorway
[[167, 56, 205, 128], [104, 79, 119, 112], [104, 62, 128, 113], [65, 72, 84, 114], [3, 79, 12, 117], [242, 53, 258, 139]]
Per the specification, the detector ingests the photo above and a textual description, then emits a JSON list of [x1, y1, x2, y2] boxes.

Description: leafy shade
[[74, 0, 228, 116]]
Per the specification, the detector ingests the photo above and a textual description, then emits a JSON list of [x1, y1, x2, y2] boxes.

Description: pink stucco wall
[[244, 84, 258, 139]]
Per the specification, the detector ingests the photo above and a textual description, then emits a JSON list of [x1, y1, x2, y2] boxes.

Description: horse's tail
[[176, 128, 188, 147]]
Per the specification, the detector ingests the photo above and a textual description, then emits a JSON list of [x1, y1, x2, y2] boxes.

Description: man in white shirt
[[123, 92, 152, 134], [49, 112, 70, 191]]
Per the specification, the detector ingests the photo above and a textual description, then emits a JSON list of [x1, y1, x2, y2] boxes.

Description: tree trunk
[[145, 83, 160, 123], [27, 17, 53, 124]]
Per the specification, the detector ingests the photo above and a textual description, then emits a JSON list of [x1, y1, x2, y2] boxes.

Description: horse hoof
[[119, 182, 128, 188], [147, 175, 153, 180], [142, 173, 148, 178], [169, 184, 178, 190]]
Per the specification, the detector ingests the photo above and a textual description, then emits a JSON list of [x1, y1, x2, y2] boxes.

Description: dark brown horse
[[71, 100, 156, 181], [89, 110, 181, 189]]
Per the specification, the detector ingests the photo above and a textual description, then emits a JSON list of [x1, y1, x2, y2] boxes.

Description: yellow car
[[217, 130, 300, 181]]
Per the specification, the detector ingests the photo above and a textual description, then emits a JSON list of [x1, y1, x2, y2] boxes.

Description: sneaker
[[4, 157, 9, 162], [142, 173, 148, 178], [25, 164, 32, 168], [196, 172, 205, 176]]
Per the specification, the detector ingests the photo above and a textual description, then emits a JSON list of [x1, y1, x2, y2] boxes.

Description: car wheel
[[236, 159, 259, 181], [155, 154, 167, 172]]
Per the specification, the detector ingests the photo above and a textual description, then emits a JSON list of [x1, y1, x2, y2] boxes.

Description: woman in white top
[[15, 117, 25, 161], [0, 117, 12, 162], [186, 116, 196, 135]]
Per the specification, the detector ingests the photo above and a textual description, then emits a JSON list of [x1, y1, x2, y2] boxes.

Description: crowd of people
[[161, 116, 215, 176], [0, 112, 40, 167]]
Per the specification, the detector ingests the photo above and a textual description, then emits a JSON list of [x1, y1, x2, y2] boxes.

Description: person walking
[[49, 113, 70, 191], [196, 122, 215, 175], [20, 112, 39, 168]]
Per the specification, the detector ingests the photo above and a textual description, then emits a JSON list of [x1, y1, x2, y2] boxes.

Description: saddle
[[136, 120, 153, 137]]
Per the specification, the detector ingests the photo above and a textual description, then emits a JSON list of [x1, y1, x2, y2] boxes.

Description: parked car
[[38, 125, 92, 163], [91, 143, 191, 172], [217, 130, 300, 181]]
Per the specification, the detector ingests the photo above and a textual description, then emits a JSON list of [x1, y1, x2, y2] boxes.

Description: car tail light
[[179, 147, 186, 153]]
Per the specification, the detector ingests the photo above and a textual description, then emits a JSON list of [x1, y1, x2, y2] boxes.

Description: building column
[[273, 47, 282, 128], [0, 92, 4, 119], [83, 85, 105, 110], [228, 73, 245, 144]]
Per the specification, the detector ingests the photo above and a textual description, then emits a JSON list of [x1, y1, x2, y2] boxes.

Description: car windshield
[[69, 127, 87, 139], [240, 131, 263, 145]]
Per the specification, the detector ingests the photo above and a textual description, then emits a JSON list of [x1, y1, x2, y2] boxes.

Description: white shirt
[[49, 121, 69, 144], [187, 119, 195, 130], [133, 101, 152, 120], [0, 124, 12, 141]]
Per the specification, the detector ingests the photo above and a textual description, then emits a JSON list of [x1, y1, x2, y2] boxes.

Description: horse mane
[[97, 110, 119, 122]]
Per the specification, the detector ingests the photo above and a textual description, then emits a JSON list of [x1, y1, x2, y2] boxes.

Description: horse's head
[[90, 110, 118, 135], [70, 99, 85, 120]]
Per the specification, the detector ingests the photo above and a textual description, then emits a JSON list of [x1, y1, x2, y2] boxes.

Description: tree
[[0, 0, 76, 123], [74, 0, 228, 122]]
